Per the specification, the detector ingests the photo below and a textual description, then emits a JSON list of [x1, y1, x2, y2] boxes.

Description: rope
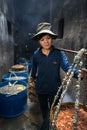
[[50, 48, 87, 130]]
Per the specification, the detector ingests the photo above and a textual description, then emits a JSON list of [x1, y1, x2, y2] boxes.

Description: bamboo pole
[[57, 47, 87, 55]]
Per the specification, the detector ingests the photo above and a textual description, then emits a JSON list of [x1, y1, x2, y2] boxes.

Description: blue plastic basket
[[0, 80, 28, 118], [2, 72, 28, 84]]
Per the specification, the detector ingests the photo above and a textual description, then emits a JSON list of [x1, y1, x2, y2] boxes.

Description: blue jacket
[[31, 46, 78, 95]]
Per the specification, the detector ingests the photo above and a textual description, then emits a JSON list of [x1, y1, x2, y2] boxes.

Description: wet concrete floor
[[0, 98, 43, 130], [0, 93, 73, 130]]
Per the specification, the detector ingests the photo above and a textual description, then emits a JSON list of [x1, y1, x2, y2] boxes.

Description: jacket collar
[[39, 45, 55, 54]]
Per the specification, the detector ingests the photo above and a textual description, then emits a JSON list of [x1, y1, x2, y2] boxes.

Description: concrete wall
[[0, 0, 14, 81], [53, 0, 87, 51], [53, 0, 87, 102]]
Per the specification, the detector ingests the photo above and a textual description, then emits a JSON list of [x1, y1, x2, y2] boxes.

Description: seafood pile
[[55, 106, 87, 130]]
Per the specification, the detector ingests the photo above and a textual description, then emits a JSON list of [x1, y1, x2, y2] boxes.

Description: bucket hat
[[32, 22, 58, 40]]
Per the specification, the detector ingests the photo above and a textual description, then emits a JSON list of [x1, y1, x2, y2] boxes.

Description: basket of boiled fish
[[0, 80, 28, 118]]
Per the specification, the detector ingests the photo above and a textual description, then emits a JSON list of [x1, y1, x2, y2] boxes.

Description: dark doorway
[[58, 18, 64, 39], [7, 20, 12, 35]]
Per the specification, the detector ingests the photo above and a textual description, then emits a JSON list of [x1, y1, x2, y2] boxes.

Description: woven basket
[[50, 102, 87, 130], [11, 64, 25, 71]]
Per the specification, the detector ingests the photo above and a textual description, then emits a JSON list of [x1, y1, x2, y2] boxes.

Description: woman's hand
[[81, 68, 87, 79]]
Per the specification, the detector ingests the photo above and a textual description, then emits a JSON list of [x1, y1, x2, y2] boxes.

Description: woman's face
[[39, 34, 53, 50]]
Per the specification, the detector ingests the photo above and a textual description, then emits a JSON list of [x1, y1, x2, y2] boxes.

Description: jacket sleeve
[[59, 51, 78, 78], [31, 54, 37, 79]]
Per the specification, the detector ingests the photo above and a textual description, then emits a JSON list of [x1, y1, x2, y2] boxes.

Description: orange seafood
[[55, 108, 87, 130]]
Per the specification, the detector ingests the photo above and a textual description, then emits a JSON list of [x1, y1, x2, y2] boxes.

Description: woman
[[29, 22, 79, 130]]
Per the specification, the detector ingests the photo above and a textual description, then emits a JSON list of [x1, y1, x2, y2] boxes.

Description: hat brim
[[32, 30, 58, 40]]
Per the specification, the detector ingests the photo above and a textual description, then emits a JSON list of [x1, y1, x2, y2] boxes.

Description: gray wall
[[53, 0, 87, 102], [54, 0, 87, 51], [0, 0, 14, 81]]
